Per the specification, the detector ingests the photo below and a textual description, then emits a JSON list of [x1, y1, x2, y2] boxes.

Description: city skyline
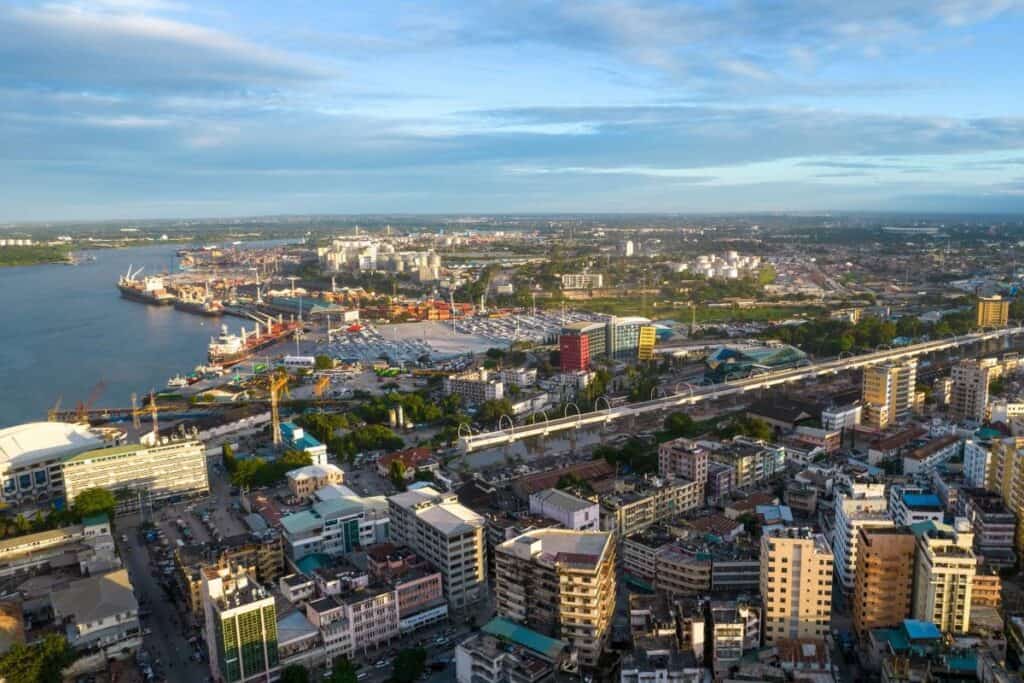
[[2, 1, 1024, 220]]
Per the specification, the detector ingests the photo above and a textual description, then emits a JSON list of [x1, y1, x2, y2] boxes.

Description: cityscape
[[2, 3, 1024, 683]]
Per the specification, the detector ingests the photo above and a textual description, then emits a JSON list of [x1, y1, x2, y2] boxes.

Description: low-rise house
[[51, 568, 140, 653], [286, 463, 344, 501], [528, 488, 599, 531]]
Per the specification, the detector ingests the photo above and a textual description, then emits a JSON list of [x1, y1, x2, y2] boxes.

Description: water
[[0, 243, 264, 427]]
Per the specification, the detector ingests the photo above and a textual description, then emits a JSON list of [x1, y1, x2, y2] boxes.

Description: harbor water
[[0, 243, 264, 427]]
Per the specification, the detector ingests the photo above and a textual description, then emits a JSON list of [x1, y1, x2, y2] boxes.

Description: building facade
[[950, 359, 993, 423], [976, 296, 1010, 328], [202, 566, 279, 683], [760, 528, 833, 645], [862, 359, 917, 430], [912, 521, 976, 634], [852, 527, 916, 638]]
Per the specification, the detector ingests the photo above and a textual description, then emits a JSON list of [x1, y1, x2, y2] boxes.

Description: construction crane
[[313, 375, 331, 399], [47, 396, 62, 422], [131, 393, 141, 430], [269, 371, 290, 447], [75, 380, 106, 423]]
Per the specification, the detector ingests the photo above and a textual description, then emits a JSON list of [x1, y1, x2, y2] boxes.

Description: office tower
[[494, 529, 615, 669], [861, 359, 917, 429], [980, 436, 1024, 553], [852, 527, 916, 637], [202, 566, 279, 683], [912, 520, 976, 634], [387, 487, 486, 609], [976, 296, 1009, 328], [950, 359, 993, 423], [760, 527, 833, 645]]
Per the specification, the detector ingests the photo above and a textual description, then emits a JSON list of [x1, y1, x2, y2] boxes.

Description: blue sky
[[2, 0, 1024, 221]]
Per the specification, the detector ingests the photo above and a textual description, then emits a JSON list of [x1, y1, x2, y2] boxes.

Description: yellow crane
[[313, 375, 330, 399], [269, 372, 290, 447], [131, 393, 141, 430], [148, 390, 159, 438], [47, 396, 62, 422]]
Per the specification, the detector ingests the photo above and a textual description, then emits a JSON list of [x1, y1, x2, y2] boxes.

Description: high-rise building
[[832, 483, 892, 594], [976, 296, 1010, 328], [61, 438, 208, 511], [980, 436, 1024, 553], [760, 527, 833, 645], [911, 520, 976, 634], [852, 527, 916, 638], [202, 566, 279, 683], [387, 487, 486, 609], [658, 438, 709, 483], [950, 359, 993, 423], [494, 529, 615, 669], [861, 359, 918, 429]]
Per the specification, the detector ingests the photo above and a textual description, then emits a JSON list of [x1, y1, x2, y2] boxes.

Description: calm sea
[[0, 242, 282, 428]]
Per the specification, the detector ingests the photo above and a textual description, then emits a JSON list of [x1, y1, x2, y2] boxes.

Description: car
[[357, 674, 369, 680], [374, 660, 388, 669]]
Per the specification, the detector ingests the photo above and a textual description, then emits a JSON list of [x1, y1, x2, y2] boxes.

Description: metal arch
[[528, 410, 550, 427], [564, 402, 582, 424], [674, 382, 695, 398], [498, 414, 515, 434], [457, 422, 473, 440], [595, 395, 613, 415], [650, 386, 660, 401], [838, 351, 854, 361]]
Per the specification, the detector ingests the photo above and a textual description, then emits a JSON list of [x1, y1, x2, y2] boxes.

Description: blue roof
[[280, 422, 299, 438], [902, 493, 942, 509], [295, 434, 322, 450], [482, 618, 567, 661], [295, 553, 332, 574], [903, 619, 941, 641]]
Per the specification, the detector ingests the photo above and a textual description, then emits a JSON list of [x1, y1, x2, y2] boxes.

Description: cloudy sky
[[2, 0, 1024, 220]]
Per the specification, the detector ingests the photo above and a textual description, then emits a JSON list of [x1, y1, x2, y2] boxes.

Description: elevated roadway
[[458, 325, 1024, 453]]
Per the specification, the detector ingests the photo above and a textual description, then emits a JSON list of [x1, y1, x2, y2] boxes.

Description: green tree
[[231, 458, 263, 489], [477, 398, 514, 426], [663, 412, 695, 438], [389, 460, 408, 491], [222, 443, 237, 473], [0, 633, 76, 683], [314, 355, 335, 370], [281, 664, 311, 683], [330, 656, 358, 683], [71, 488, 116, 521], [391, 648, 427, 683]]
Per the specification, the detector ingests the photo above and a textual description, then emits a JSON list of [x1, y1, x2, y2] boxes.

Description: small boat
[[167, 374, 189, 389]]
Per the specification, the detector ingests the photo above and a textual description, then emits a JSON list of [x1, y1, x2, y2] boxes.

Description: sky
[[2, 0, 1024, 221]]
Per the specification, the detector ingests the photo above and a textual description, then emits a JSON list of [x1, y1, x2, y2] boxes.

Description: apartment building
[[760, 527, 833, 645], [388, 487, 486, 609], [831, 483, 892, 594], [286, 464, 344, 501], [281, 486, 389, 560], [202, 566, 279, 683], [455, 617, 572, 683], [0, 514, 113, 578], [976, 296, 1010, 328], [959, 488, 1017, 568], [707, 438, 785, 490], [61, 438, 208, 510], [963, 438, 993, 489], [889, 487, 944, 527], [861, 359, 917, 430], [950, 359, 993, 423], [912, 520, 976, 634], [658, 438, 708, 483], [600, 475, 703, 537], [980, 436, 1024, 553], [443, 369, 504, 404], [494, 529, 615, 669], [177, 535, 286, 616], [852, 527, 917, 638], [560, 273, 604, 290]]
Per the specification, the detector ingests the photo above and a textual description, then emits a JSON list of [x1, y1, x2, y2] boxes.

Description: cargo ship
[[174, 299, 224, 316], [117, 265, 175, 305], [208, 316, 299, 367]]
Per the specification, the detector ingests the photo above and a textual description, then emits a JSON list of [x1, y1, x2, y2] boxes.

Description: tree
[[0, 633, 75, 683], [222, 443, 237, 473], [389, 460, 408, 491], [391, 648, 427, 683], [330, 656, 358, 683], [230, 458, 263, 489], [477, 398, 514, 426], [314, 355, 335, 370], [71, 488, 116, 521], [663, 412, 695, 438], [281, 664, 311, 683]]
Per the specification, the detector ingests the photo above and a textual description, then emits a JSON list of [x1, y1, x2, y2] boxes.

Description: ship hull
[[118, 284, 174, 305], [208, 325, 298, 367], [174, 300, 223, 317]]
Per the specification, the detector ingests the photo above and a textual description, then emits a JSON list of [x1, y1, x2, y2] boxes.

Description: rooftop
[[50, 569, 137, 625], [480, 617, 568, 662], [0, 422, 103, 470], [530, 488, 595, 513], [499, 528, 612, 568]]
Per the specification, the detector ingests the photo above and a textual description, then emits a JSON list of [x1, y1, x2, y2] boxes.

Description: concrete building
[[286, 464, 344, 501], [558, 321, 605, 372], [455, 617, 572, 683], [658, 438, 708, 483], [600, 475, 703, 537], [177, 535, 286, 616], [0, 421, 108, 506], [0, 514, 114, 578], [281, 485, 389, 560], [51, 568, 140, 654], [950, 359, 993, 423], [202, 566, 279, 683], [528, 488, 600, 531], [388, 487, 486, 609], [976, 296, 1010, 328], [709, 600, 762, 673], [911, 520, 976, 634], [862, 359, 917, 430], [852, 527, 917, 638], [760, 527, 833, 645], [706, 438, 785, 490], [959, 489, 1017, 569], [61, 438, 208, 511], [560, 273, 604, 290], [963, 438, 993, 489], [443, 369, 504, 404], [902, 434, 961, 476], [495, 529, 615, 669], [831, 483, 892, 594], [279, 422, 328, 465], [821, 403, 862, 432], [889, 487, 945, 527], [979, 436, 1024, 554]]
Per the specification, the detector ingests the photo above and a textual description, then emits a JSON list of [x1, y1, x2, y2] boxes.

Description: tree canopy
[[281, 664, 311, 683], [71, 488, 116, 520], [0, 634, 76, 683], [391, 648, 427, 683]]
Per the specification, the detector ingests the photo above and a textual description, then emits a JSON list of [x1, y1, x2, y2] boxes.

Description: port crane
[[313, 375, 330, 399], [75, 381, 106, 423], [47, 396, 62, 422]]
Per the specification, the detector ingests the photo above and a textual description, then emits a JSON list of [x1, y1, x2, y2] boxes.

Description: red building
[[559, 332, 590, 371]]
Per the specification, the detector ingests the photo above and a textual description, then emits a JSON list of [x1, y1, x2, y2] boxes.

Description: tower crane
[[269, 372, 290, 447]]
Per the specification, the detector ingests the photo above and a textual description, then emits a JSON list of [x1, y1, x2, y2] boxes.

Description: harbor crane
[[47, 396, 62, 422], [269, 371, 290, 447], [75, 380, 106, 423], [314, 375, 330, 399], [131, 393, 141, 430], [148, 390, 159, 438]]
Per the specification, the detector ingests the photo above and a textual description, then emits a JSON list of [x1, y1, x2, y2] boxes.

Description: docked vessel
[[174, 297, 224, 317], [208, 315, 299, 367], [117, 265, 175, 305], [167, 374, 189, 389]]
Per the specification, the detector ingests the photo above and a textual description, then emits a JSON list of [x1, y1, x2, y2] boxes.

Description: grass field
[[551, 296, 823, 322]]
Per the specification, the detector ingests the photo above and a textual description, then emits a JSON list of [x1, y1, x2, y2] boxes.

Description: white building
[[560, 273, 604, 290], [963, 439, 993, 489], [529, 488, 600, 530], [443, 369, 504, 405], [280, 485, 389, 560], [912, 520, 976, 634], [499, 368, 538, 387], [832, 483, 892, 594], [51, 568, 140, 653], [890, 486, 945, 527], [822, 403, 862, 432], [0, 422, 108, 506]]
